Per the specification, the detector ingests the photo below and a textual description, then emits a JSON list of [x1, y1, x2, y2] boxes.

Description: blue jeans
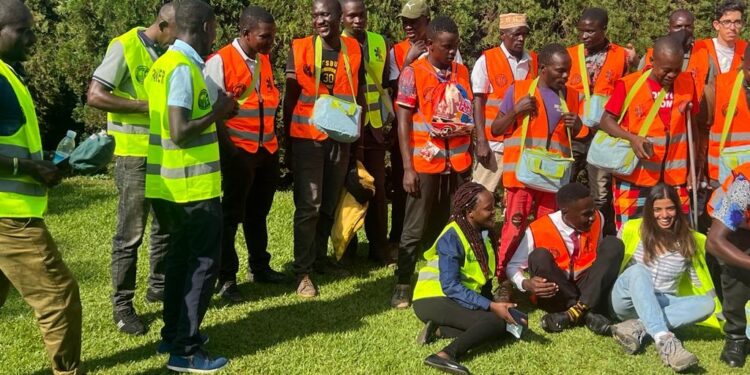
[[610, 264, 714, 337]]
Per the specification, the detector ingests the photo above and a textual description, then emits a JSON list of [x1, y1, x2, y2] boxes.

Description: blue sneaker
[[157, 334, 209, 354], [166, 350, 228, 373]]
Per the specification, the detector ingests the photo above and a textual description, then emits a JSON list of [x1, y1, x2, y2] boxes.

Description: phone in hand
[[643, 140, 654, 158], [506, 308, 528, 339]]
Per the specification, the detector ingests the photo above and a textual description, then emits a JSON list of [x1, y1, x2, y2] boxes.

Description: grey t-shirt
[[92, 30, 160, 97]]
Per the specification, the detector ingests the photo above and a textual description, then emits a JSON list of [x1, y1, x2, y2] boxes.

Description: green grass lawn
[[0, 175, 745, 374]]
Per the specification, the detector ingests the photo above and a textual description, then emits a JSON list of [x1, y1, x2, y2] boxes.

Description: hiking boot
[[166, 349, 228, 373], [157, 334, 210, 354], [249, 268, 289, 284], [656, 332, 698, 372], [611, 319, 647, 354], [493, 279, 513, 303], [416, 320, 438, 345], [216, 281, 243, 304], [540, 311, 572, 333], [391, 284, 411, 309], [584, 312, 612, 336], [296, 274, 318, 298], [114, 308, 147, 335], [423, 354, 470, 375], [720, 337, 748, 368]]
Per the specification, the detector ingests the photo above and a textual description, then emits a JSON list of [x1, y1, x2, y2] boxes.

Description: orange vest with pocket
[[709, 70, 750, 182], [690, 39, 747, 99], [529, 212, 602, 280]]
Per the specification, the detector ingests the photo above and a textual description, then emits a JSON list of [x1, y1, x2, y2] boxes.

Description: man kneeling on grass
[[506, 182, 624, 334]]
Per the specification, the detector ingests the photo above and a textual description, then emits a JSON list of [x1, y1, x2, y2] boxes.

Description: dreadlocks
[[450, 182, 494, 278]]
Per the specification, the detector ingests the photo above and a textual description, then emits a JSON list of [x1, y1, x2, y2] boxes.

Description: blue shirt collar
[[170, 39, 205, 69]]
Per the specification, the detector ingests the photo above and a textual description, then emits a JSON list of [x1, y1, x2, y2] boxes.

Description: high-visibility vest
[[707, 162, 750, 227], [289, 35, 362, 141], [215, 44, 279, 154], [690, 38, 747, 99], [106, 27, 156, 157], [413, 221, 496, 301], [482, 47, 538, 143], [144, 48, 221, 203], [501, 79, 579, 189], [409, 58, 473, 174], [620, 218, 723, 329], [346, 31, 388, 128], [641, 47, 691, 72], [0, 61, 46, 218], [615, 71, 693, 187], [567, 43, 627, 97], [709, 70, 750, 182], [393, 39, 411, 72], [528, 212, 602, 280]]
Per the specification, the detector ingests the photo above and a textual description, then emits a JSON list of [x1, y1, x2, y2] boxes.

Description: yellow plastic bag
[[331, 161, 375, 260]]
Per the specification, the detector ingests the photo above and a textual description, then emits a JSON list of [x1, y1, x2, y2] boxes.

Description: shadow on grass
[[47, 180, 115, 216], [57, 274, 394, 373]]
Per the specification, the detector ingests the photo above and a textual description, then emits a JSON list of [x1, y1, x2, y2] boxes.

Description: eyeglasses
[[718, 19, 744, 28]]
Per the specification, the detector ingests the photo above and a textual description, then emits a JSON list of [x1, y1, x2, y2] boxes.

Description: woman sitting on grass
[[412, 182, 522, 375], [610, 183, 721, 372]]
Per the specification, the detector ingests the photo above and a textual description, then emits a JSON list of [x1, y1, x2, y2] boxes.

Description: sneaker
[[416, 320, 438, 345], [296, 274, 318, 298], [391, 284, 411, 309], [114, 308, 146, 335], [584, 312, 612, 336], [157, 334, 210, 354], [216, 281, 243, 304], [423, 353, 470, 375], [146, 288, 164, 303], [656, 332, 698, 372], [540, 311, 572, 333], [611, 319, 647, 354], [249, 269, 289, 284], [166, 349, 228, 373]]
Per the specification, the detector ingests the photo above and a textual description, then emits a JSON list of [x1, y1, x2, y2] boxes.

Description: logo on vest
[[570, 74, 582, 86], [374, 46, 384, 62], [230, 83, 247, 98], [494, 74, 508, 89], [198, 89, 211, 110], [721, 103, 739, 118], [135, 66, 149, 85], [266, 78, 273, 91]]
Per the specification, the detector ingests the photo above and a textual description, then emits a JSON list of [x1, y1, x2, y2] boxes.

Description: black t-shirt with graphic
[[285, 38, 365, 96]]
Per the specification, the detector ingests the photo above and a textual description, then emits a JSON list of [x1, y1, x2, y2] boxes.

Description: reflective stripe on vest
[[107, 27, 155, 157], [709, 70, 750, 182], [482, 47, 538, 142], [358, 31, 387, 128], [529, 213, 601, 280], [409, 58, 473, 174], [0, 61, 47, 218], [215, 43, 280, 154], [144, 49, 221, 203], [616, 72, 693, 187], [502, 79, 579, 189], [290, 35, 362, 141], [620, 218, 724, 329], [413, 222, 496, 301]]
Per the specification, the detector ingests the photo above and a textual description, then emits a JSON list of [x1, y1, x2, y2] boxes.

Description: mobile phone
[[643, 140, 654, 158], [508, 308, 528, 328]]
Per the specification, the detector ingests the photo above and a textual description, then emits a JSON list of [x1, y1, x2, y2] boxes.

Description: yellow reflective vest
[[144, 48, 221, 203], [343, 31, 387, 128], [620, 218, 723, 329], [413, 221, 496, 301], [0, 60, 47, 218]]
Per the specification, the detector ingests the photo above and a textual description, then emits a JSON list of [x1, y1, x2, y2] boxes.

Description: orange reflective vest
[[707, 162, 750, 227], [568, 43, 627, 97], [690, 38, 747, 99], [215, 44, 279, 154], [615, 72, 693, 187], [502, 79, 579, 189], [709, 70, 750, 182], [482, 47, 538, 143], [409, 58, 473, 174], [529, 212, 602, 280], [393, 39, 411, 72], [290, 35, 362, 141]]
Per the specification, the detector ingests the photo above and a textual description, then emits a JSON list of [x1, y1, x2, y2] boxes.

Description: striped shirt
[[625, 240, 700, 295]]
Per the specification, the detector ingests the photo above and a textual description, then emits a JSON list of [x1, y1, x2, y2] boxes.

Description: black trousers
[[719, 228, 750, 339], [152, 198, 221, 356], [389, 128, 406, 244], [528, 236, 624, 313], [218, 147, 279, 283], [396, 172, 466, 284], [413, 297, 506, 359]]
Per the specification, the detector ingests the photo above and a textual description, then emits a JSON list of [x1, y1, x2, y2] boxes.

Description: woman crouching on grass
[[412, 182, 522, 375], [610, 183, 722, 372]]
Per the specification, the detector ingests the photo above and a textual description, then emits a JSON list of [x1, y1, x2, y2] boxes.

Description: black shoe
[[584, 312, 612, 336], [416, 320, 438, 345], [249, 269, 289, 284], [540, 311, 572, 333], [720, 338, 748, 368], [216, 281, 243, 303], [114, 308, 147, 335], [145, 288, 164, 303], [423, 354, 470, 375]]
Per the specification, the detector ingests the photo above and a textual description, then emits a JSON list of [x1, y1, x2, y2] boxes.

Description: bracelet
[[12, 157, 19, 176]]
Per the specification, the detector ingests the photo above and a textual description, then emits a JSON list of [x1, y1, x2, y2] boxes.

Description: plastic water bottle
[[53, 130, 77, 165]]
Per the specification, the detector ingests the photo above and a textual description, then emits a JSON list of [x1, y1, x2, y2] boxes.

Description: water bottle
[[53, 130, 77, 165]]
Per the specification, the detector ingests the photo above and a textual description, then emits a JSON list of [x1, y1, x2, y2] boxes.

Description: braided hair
[[450, 182, 495, 278]]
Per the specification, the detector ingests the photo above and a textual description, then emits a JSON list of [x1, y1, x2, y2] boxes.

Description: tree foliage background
[[22, 0, 739, 148]]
